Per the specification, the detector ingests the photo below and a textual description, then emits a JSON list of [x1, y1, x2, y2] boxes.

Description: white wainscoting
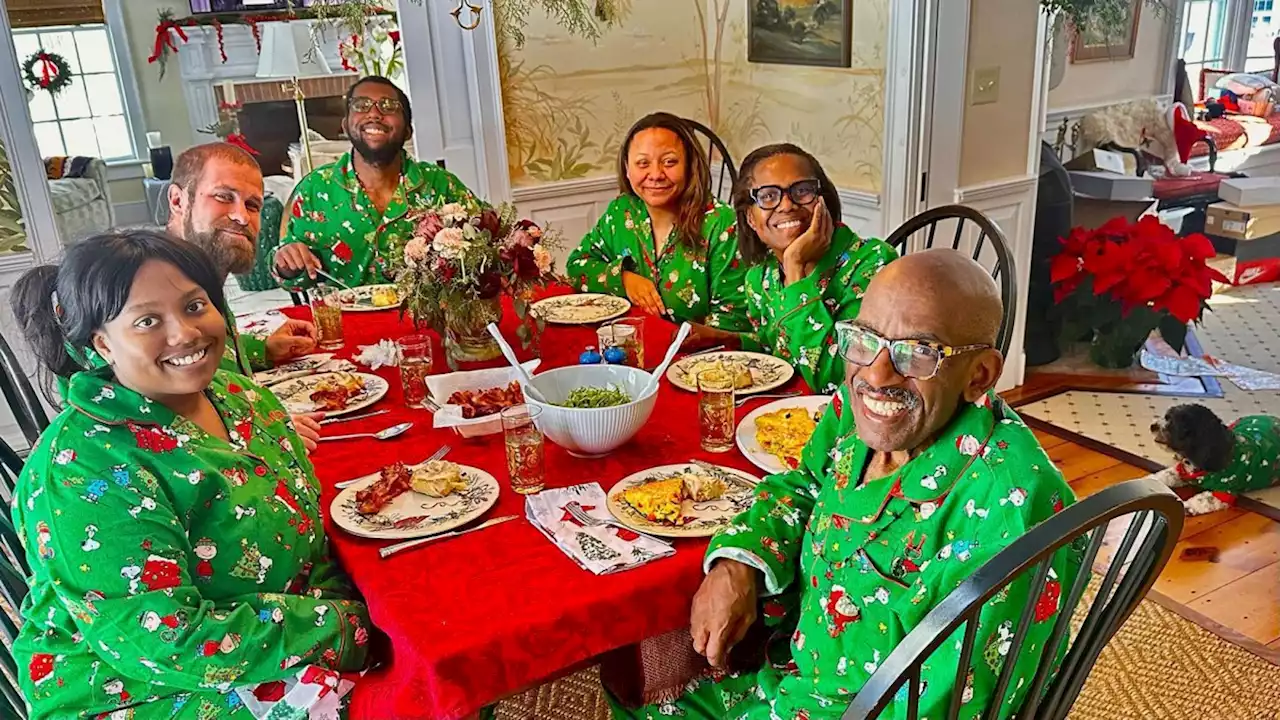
[[511, 176, 618, 273], [954, 175, 1039, 393], [837, 189, 885, 239]]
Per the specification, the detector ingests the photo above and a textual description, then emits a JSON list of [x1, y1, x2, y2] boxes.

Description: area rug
[[494, 592, 1280, 720]]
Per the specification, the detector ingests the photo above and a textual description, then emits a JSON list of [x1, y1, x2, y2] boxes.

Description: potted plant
[[394, 201, 561, 367], [1050, 216, 1227, 369]]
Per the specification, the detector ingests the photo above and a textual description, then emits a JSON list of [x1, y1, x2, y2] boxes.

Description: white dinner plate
[[339, 284, 401, 312], [331, 463, 500, 540], [666, 351, 795, 395], [530, 293, 631, 325], [271, 372, 389, 417], [606, 463, 759, 538], [736, 395, 832, 475]]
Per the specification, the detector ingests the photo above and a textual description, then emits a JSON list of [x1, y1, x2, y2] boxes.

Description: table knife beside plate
[[379, 515, 519, 558]]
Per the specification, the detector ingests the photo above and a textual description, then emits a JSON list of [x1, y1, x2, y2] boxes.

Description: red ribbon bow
[[225, 133, 260, 156], [35, 52, 55, 88], [148, 20, 189, 64]]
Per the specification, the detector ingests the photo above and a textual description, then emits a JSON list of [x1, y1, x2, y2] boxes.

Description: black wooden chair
[[883, 205, 1017, 356], [0, 333, 48, 448], [681, 117, 737, 203], [0, 436, 20, 510], [0, 542, 27, 719], [842, 477, 1183, 720]]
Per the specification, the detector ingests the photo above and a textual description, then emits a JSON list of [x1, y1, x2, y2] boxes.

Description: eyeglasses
[[349, 97, 404, 115], [749, 179, 821, 210], [835, 322, 991, 380]]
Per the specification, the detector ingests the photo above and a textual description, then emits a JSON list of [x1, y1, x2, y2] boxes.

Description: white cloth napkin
[[525, 483, 675, 575], [355, 340, 402, 370]]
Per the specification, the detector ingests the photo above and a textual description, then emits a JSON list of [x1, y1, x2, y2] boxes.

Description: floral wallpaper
[[498, 0, 887, 193], [0, 137, 28, 254]]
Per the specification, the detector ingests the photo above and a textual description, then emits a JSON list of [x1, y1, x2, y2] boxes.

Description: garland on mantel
[[148, 6, 395, 80]]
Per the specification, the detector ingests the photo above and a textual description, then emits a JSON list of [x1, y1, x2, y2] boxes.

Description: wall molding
[[512, 175, 617, 204], [1044, 93, 1174, 134]]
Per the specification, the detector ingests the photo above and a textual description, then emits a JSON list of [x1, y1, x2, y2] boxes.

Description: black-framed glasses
[[749, 179, 821, 210], [349, 97, 404, 115], [835, 322, 991, 380]]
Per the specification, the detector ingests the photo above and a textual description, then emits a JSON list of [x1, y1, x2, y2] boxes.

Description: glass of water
[[398, 335, 433, 408], [501, 404, 546, 494], [698, 372, 736, 453], [311, 284, 345, 351]]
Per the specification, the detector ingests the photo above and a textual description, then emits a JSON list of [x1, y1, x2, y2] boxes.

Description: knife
[[378, 515, 519, 558]]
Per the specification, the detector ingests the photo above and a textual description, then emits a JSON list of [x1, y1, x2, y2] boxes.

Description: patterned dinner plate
[[530, 293, 631, 325], [606, 463, 760, 538], [666, 351, 795, 395], [736, 395, 831, 475], [339, 284, 401, 312], [253, 353, 336, 386], [331, 464, 500, 540], [271, 371, 389, 417]]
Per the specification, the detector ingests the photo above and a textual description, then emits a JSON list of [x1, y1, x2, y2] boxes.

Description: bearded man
[[273, 75, 479, 289], [612, 250, 1083, 719]]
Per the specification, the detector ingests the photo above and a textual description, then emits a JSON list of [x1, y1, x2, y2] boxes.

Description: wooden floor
[[1034, 425, 1280, 651]]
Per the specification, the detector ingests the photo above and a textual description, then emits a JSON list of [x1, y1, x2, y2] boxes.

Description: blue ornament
[[579, 346, 603, 364], [603, 346, 627, 364]]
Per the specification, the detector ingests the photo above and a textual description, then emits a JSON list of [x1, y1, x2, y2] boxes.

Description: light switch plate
[[971, 66, 1000, 106]]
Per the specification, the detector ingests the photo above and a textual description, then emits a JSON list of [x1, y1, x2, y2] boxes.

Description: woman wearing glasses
[[566, 113, 750, 336], [733, 143, 897, 394]]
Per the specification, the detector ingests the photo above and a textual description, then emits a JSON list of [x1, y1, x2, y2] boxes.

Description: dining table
[[261, 287, 808, 720]]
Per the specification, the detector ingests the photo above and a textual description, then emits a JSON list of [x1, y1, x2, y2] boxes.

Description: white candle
[[222, 80, 236, 106]]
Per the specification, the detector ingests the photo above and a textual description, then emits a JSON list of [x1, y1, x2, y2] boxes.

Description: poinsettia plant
[[393, 201, 562, 361], [1051, 216, 1228, 368]]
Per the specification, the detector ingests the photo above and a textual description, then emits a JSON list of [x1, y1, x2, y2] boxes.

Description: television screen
[[190, 0, 310, 13]]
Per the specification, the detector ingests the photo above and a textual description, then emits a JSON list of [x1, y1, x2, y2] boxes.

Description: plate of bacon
[[273, 371, 389, 417], [426, 360, 541, 437], [331, 460, 500, 539]]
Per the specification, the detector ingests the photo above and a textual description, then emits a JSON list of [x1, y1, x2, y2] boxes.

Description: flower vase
[[1088, 324, 1152, 369], [444, 297, 503, 364]]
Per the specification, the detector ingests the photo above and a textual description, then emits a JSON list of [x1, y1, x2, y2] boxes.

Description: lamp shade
[[256, 21, 332, 79]]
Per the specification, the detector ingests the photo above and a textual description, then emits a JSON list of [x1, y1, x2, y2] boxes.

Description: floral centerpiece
[[1051, 216, 1227, 369], [395, 201, 560, 366]]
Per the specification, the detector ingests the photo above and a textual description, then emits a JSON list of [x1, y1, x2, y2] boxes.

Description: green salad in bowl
[[560, 385, 631, 409]]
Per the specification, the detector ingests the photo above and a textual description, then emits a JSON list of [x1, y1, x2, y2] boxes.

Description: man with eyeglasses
[[273, 75, 478, 289], [611, 250, 1082, 720]]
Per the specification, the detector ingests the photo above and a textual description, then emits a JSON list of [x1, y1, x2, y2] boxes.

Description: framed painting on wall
[[747, 0, 853, 68], [1071, 0, 1142, 62]]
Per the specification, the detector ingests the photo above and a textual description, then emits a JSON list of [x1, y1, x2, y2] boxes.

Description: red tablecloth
[[275, 292, 801, 719]]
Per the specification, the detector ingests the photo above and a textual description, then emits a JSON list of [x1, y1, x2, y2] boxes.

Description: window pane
[[1246, 56, 1275, 73], [74, 28, 113, 71], [27, 89, 56, 123], [41, 32, 81, 74], [61, 119, 99, 157], [12, 34, 40, 63], [53, 80, 90, 119], [32, 122, 65, 158], [93, 116, 132, 159], [84, 74, 123, 116], [1182, 0, 1229, 66]]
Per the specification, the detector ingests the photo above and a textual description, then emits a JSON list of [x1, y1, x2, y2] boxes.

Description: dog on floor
[[1148, 404, 1280, 515]]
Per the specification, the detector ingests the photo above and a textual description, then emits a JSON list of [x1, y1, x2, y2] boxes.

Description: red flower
[[389, 30, 401, 46], [333, 241, 353, 263]]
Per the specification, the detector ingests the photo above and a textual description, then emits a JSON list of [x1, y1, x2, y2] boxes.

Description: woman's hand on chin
[[782, 197, 833, 284]]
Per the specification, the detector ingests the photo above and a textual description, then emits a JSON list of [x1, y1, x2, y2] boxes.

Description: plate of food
[[425, 360, 541, 437], [606, 463, 760, 538], [331, 460, 500, 539], [272, 371, 389, 417], [252, 353, 336, 386], [530, 293, 631, 325], [737, 396, 831, 474], [338, 284, 401, 312], [666, 352, 794, 395]]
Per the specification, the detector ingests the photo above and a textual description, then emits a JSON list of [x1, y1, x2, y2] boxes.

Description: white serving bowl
[[522, 364, 657, 457]]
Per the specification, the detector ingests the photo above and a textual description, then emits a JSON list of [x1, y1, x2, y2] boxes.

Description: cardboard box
[[1204, 202, 1280, 241], [1218, 177, 1280, 207], [1069, 171, 1154, 202], [1065, 149, 1139, 176], [1205, 230, 1280, 286], [1072, 196, 1156, 231]]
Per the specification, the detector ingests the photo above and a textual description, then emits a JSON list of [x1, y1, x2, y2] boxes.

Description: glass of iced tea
[[398, 335, 433, 408], [596, 318, 645, 368], [502, 404, 546, 494], [698, 371, 736, 453], [311, 284, 345, 351]]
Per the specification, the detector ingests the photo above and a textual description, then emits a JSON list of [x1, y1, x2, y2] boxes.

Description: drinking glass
[[698, 373, 736, 453], [398, 335, 433, 408], [311, 284, 345, 351], [596, 318, 645, 368], [502, 404, 546, 494]]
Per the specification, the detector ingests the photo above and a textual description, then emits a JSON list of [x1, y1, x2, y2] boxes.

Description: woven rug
[[494, 593, 1280, 720]]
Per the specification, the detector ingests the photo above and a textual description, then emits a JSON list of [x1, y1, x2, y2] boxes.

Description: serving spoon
[[319, 421, 413, 443], [485, 323, 549, 403]]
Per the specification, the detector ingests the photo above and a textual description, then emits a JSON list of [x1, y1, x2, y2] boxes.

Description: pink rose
[[404, 236, 429, 265], [416, 213, 445, 241], [510, 228, 535, 249]]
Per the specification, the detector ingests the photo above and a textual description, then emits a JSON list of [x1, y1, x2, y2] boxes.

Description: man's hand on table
[[266, 319, 319, 365], [292, 412, 325, 453], [275, 242, 324, 281], [691, 559, 760, 668]]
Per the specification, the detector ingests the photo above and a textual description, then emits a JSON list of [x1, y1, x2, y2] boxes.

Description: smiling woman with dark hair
[[732, 143, 897, 394], [11, 229, 370, 719]]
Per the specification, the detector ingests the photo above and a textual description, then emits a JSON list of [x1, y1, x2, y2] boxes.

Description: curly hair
[[1163, 404, 1234, 472]]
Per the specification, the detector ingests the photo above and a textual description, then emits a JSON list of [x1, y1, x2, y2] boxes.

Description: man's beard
[[352, 132, 405, 167], [184, 214, 255, 278]]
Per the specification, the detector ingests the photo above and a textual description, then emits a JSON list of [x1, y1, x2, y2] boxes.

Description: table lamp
[[256, 20, 332, 176]]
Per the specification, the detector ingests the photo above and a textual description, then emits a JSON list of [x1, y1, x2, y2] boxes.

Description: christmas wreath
[[22, 50, 72, 96]]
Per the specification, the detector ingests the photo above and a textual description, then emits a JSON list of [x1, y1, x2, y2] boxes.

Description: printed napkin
[[526, 483, 675, 575], [236, 309, 287, 339]]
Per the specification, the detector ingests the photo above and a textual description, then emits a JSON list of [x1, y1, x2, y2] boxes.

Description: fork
[[564, 502, 672, 546], [335, 444, 452, 490], [735, 391, 803, 408]]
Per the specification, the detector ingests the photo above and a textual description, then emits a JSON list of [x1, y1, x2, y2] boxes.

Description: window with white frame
[[12, 24, 137, 161]]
